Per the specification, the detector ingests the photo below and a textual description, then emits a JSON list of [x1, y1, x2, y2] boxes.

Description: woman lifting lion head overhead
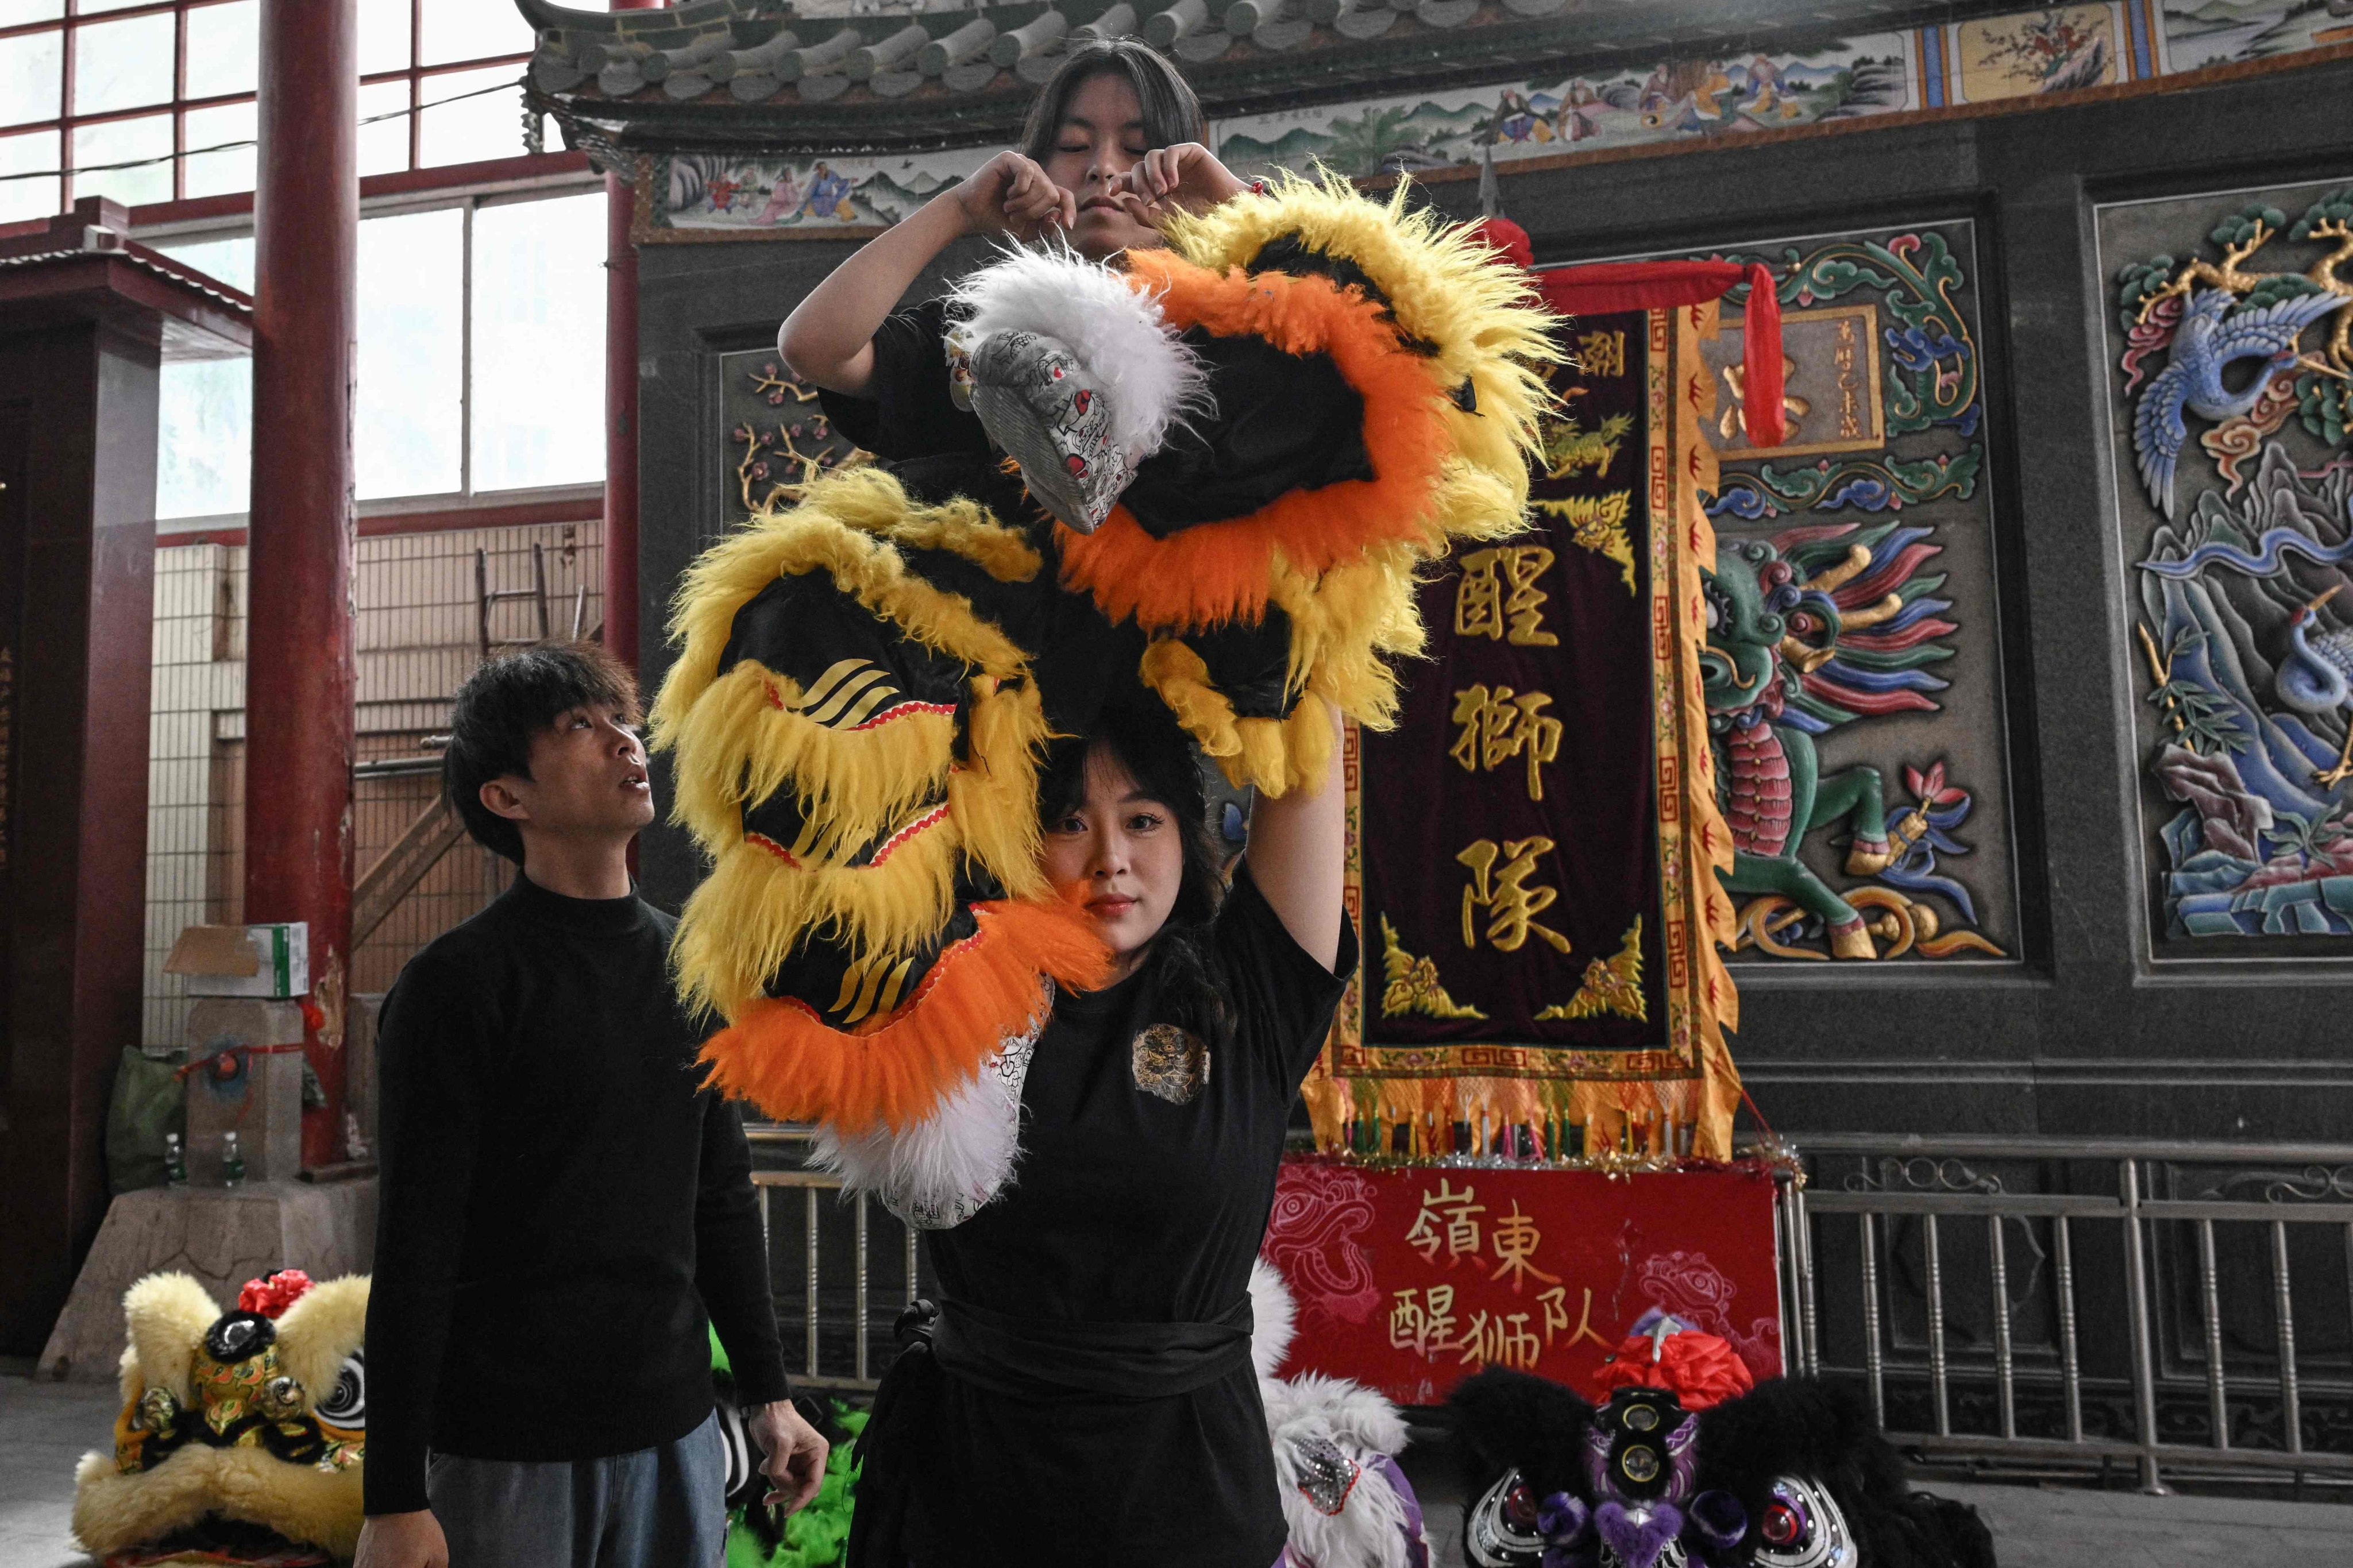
[[650, 36, 1556, 1567]]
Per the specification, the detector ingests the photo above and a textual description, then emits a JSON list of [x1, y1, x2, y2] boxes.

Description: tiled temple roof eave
[[518, 0, 2065, 156]]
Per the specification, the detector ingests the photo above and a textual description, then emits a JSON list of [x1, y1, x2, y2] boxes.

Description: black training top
[[362, 874, 791, 1517], [907, 866, 1357, 1567]]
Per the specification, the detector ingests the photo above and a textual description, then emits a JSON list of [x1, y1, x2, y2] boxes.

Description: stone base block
[[33, 1178, 377, 1383]]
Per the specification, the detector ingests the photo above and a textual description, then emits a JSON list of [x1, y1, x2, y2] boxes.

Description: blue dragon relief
[[1695, 229, 2005, 960], [2119, 191, 2353, 938]]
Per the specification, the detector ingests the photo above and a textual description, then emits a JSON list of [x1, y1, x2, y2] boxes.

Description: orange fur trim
[[1059, 255, 1456, 631], [697, 898, 1111, 1132]]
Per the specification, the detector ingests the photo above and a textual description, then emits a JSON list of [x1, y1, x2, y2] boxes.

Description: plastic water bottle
[[222, 1130, 244, 1187], [164, 1132, 187, 1188]]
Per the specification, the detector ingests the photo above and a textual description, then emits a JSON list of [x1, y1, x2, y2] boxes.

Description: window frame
[[143, 171, 610, 535], [0, 0, 560, 221]]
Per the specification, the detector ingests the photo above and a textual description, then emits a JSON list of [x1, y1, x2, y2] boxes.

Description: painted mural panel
[[1215, 35, 1916, 181], [643, 148, 988, 238], [1949, 5, 2124, 100], [2099, 178, 2353, 947], [2159, 0, 2353, 71], [716, 349, 867, 526], [1611, 221, 2019, 964]]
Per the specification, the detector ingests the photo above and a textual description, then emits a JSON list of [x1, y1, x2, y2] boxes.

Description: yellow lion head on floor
[[73, 1269, 368, 1566]]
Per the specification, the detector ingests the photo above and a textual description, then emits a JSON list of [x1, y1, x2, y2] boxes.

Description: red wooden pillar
[[606, 0, 660, 677], [0, 203, 250, 1353], [246, 0, 358, 1170]]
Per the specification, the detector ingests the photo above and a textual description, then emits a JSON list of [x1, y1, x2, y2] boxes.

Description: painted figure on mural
[[753, 165, 804, 227], [2112, 185, 2353, 938], [1703, 535, 1947, 961], [795, 161, 856, 223], [654, 33, 1552, 1568]]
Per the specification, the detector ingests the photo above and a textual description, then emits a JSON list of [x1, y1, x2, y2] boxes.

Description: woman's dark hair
[[1017, 38, 1206, 165], [1039, 700, 1236, 1050], [443, 640, 641, 864]]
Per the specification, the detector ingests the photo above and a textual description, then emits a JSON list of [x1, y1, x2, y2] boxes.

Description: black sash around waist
[[844, 1295, 1255, 1568]]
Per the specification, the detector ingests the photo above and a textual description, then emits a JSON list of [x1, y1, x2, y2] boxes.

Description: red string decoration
[[1532, 259, 1788, 449]]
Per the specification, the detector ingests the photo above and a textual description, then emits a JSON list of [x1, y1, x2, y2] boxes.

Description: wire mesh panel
[[144, 520, 603, 1047], [145, 544, 247, 1051]]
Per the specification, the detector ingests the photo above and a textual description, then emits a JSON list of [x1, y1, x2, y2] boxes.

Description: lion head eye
[[137, 1387, 179, 1432], [314, 1350, 366, 1430], [261, 1374, 304, 1418]]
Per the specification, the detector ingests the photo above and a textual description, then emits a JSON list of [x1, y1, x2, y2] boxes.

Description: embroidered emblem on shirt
[[1131, 1024, 1210, 1105]]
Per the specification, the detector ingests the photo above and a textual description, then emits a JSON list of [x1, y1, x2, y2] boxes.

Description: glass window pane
[[71, 111, 170, 207], [417, 64, 520, 169], [359, 0, 411, 76], [155, 232, 254, 294], [71, 11, 175, 115], [157, 356, 253, 520], [0, 26, 63, 128], [357, 76, 408, 176], [0, 127, 60, 223], [181, 99, 254, 199], [77, 0, 159, 12], [357, 206, 464, 500], [470, 193, 605, 493], [184, 1, 258, 101], [0, 1, 63, 26], [418, 0, 532, 67]]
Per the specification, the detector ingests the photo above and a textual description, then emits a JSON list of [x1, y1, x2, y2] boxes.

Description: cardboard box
[[183, 998, 308, 1184], [164, 923, 309, 999]]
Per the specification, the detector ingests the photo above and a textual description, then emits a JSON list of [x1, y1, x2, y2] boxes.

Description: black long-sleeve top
[[361, 873, 790, 1516]]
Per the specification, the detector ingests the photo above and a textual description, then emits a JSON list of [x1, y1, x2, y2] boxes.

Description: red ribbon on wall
[[1469, 220, 1787, 449]]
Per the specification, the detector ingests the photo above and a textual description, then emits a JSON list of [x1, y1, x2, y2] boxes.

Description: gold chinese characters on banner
[[1303, 304, 1742, 1161]]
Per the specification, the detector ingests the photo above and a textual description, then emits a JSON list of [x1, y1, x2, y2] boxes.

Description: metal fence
[[746, 1124, 925, 1393], [1785, 1134, 2353, 1492], [741, 1121, 2353, 1495]]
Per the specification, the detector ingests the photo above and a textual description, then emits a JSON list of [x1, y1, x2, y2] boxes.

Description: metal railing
[[1783, 1134, 2353, 1492], [746, 1124, 919, 1393], [745, 1119, 2353, 1486]]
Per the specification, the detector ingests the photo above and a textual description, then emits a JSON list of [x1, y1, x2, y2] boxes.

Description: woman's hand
[[954, 150, 1078, 242], [1109, 143, 1252, 230]]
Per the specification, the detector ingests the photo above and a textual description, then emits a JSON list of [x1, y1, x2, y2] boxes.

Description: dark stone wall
[[630, 55, 2353, 1144], [632, 230, 994, 912]]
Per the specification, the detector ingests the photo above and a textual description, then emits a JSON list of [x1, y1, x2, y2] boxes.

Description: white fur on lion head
[[948, 241, 1212, 466], [1251, 1256, 1298, 1380]]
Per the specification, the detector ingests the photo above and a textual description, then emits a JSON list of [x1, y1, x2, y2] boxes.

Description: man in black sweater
[[357, 643, 827, 1568]]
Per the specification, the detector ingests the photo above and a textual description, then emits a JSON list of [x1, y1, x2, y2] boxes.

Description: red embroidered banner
[[1262, 1156, 1784, 1406], [1305, 302, 1743, 1160]]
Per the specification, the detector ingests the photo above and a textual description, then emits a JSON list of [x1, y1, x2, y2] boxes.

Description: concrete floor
[[8, 1369, 2353, 1566]]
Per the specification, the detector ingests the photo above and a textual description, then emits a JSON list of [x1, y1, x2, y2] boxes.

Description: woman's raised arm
[[777, 152, 1077, 397], [1240, 700, 1348, 974]]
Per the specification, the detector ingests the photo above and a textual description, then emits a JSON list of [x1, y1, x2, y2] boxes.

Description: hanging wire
[[0, 77, 529, 185]]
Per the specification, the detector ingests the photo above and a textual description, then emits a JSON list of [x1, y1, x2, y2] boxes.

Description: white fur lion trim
[[1253, 1257, 1423, 1568], [808, 994, 1047, 1229], [1250, 1256, 1298, 1379], [948, 242, 1211, 464]]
